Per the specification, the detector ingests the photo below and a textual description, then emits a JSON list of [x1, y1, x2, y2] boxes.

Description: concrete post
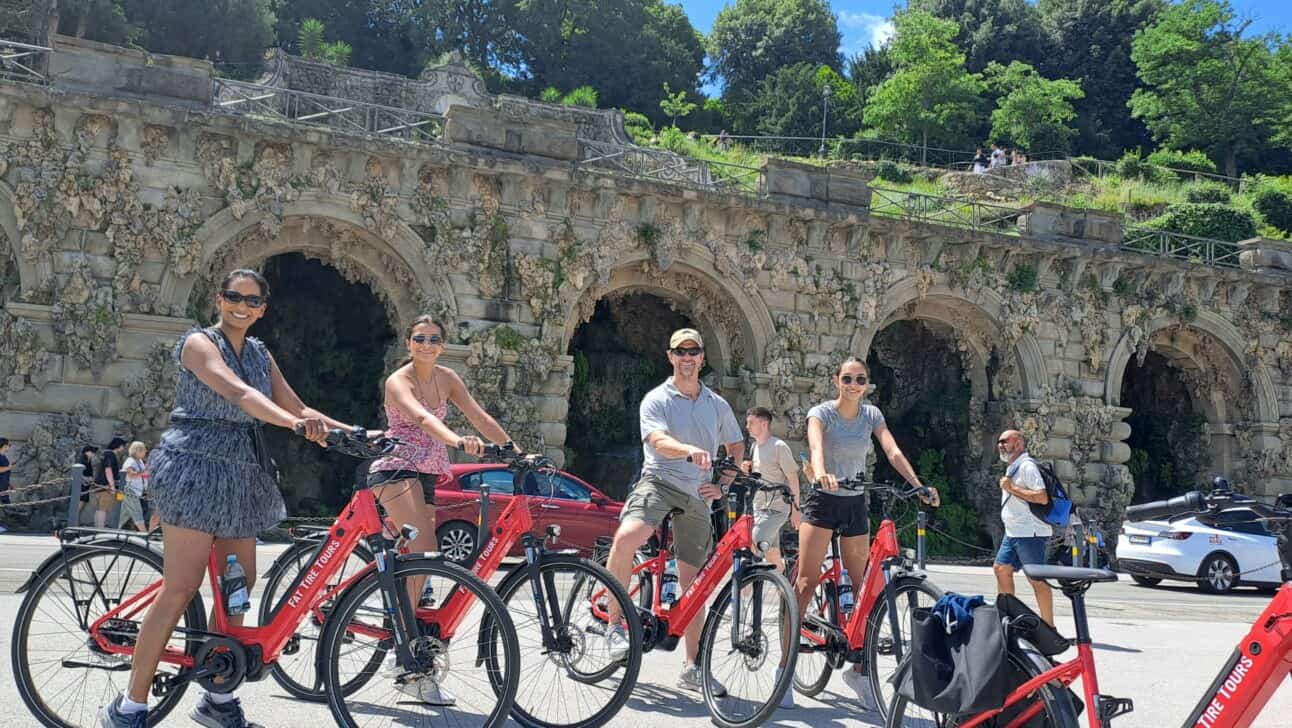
[[66, 463, 85, 528]]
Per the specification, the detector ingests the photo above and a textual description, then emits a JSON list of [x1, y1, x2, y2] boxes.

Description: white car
[[1117, 507, 1282, 594]]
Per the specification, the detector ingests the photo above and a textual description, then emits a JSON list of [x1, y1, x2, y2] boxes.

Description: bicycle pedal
[[1095, 694, 1134, 725]]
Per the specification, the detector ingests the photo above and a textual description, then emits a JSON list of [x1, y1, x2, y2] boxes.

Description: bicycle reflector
[[1159, 530, 1193, 540]]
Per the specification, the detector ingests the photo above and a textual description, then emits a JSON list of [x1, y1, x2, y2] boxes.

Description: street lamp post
[[819, 83, 832, 158]]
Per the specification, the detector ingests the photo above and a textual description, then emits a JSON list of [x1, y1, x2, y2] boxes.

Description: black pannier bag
[[895, 600, 1011, 715]]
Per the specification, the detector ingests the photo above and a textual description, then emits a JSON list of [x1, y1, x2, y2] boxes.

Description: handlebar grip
[[1124, 491, 1205, 522], [293, 422, 306, 435]]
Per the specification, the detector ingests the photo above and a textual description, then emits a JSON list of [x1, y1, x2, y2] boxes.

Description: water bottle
[[222, 555, 250, 616], [660, 558, 679, 606], [838, 568, 854, 615]]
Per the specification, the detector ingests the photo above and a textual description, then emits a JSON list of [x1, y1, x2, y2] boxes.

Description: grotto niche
[[252, 254, 396, 515], [565, 293, 707, 500], [1120, 350, 1209, 503], [866, 319, 993, 557]]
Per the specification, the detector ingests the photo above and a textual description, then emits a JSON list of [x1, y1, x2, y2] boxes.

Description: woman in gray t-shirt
[[794, 356, 938, 709]]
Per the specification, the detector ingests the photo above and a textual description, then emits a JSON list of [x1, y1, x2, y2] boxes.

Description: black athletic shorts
[[799, 488, 870, 537], [365, 469, 440, 504]]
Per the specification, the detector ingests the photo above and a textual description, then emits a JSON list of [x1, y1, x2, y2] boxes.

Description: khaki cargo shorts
[[620, 474, 714, 568], [751, 500, 792, 555]]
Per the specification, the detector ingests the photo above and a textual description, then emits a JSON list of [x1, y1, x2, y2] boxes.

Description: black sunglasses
[[220, 290, 266, 308], [411, 334, 444, 345], [671, 347, 704, 357], [840, 374, 868, 385]]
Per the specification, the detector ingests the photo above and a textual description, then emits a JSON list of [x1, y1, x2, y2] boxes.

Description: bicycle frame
[[84, 487, 474, 675], [800, 517, 904, 652]]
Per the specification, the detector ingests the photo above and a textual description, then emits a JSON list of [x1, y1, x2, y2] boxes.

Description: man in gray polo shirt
[[603, 328, 744, 694]]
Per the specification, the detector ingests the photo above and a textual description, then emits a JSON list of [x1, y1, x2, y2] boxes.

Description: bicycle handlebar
[[1125, 489, 1292, 524], [815, 477, 936, 503], [294, 425, 398, 460], [459, 441, 556, 471]]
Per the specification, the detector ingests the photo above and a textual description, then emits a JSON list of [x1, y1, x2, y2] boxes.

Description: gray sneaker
[[190, 694, 265, 728], [99, 696, 146, 728], [604, 625, 631, 663], [677, 663, 727, 697]]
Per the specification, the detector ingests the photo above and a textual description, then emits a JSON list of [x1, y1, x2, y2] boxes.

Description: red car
[[433, 464, 624, 564]]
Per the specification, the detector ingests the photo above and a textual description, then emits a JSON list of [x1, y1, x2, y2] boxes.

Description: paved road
[[0, 533, 1289, 727]]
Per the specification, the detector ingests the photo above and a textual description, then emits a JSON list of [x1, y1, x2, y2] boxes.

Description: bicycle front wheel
[[320, 556, 520, 728], [259, 536, 374, 701], [865, 576, 942, 720], [11, 539, 205, 728], [699, 567, 799, 728], [884, 639, 1081, 728], [490, 554, 642, 728]]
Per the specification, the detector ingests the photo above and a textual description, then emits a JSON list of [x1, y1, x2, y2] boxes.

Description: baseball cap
[[669, 328, 704, 349]]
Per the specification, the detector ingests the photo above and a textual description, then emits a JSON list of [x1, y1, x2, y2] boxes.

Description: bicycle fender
[[701, 563, 780, 618], [16, 532, 161, 593]]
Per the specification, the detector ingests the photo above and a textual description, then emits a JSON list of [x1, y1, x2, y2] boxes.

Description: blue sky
[[679, 0, 1292, 80]]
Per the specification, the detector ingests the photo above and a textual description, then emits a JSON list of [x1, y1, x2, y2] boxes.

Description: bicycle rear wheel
[[259, 536, 374, 700], [320, 556, 520, 728], [865, 576, 942, 720], [884, 639, 1081, 728], [489, 554, 642, 728], [698, 568, 799, 728], [11, 539, 205, 728]]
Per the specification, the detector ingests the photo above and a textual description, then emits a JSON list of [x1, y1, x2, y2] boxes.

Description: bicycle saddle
[[1023, 564, 1118, 587]]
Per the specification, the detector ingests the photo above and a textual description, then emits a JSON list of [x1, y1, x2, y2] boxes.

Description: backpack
[[1025, 460, 1073, 528]]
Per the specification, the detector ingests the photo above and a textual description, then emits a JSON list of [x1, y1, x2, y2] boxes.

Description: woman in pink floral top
[[366, 316, 517, 703]]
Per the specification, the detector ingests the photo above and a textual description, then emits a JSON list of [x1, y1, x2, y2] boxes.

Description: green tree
[[297, 18, 352, 66], [1039, 0, 1164, 159], [122, 0, 275, 73], [56, 0, 136, 45], [863, 11, 984, 163], [1268, 42, 1292, 152], [986, 61, 1084, 154], [846, 45, 894, 108], [909, 0, 1051, 73], [729, 63, 861, 139], [407, 0, 525, 79], [1128, 0, 1278, 176], [707, 0, 841, 100], [276, 0, 422, 76], [659, 83, 697, 127], [513, 0, 704, 122]]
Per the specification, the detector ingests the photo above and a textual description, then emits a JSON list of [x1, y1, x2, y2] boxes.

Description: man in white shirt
[[741, 407, 800, 575], [994, 429, 1054, 625]]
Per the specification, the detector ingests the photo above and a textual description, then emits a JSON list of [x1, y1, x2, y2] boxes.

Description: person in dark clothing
[[0, 438, 11, 533], [92, 437, 127, 528]]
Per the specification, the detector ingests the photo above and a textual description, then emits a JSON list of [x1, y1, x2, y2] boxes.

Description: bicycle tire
[[320, 555, 520, 728], [489, 554, 643, 728], [11, 540, 205, 728], [698, 568, 800, 728], [884, 638, 1081, 728], [865, 576, 942, 721], [787, 559, 836, 698], [258, 536, 375, 701]]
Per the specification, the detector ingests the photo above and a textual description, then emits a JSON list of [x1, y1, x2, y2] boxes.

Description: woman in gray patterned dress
[[102, 269, 357, 728]]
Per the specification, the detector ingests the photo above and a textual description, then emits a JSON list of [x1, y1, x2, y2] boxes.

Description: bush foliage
[[1144, 203, 1257, 242]]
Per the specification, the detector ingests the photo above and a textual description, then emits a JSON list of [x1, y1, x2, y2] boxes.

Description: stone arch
[[160, 192, 456, 329], [560, 247, 775, 373], [0, 180, 42, 299], [851, 278, 1050, 403], [1104, 311, 1278, 424]]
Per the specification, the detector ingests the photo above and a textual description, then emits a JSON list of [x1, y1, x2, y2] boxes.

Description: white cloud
[[838, 10, 895, 51]]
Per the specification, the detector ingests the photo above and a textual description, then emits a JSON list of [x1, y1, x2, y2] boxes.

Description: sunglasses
[[671, 347, 704, 357], [411, 334, 444, 345], [839, 375, 868, 385], [220, 290, 266, 308]]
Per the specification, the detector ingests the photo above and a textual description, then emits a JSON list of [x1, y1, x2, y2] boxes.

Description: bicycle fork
[[729, 551, 764, 653], [372, 535, 423, 672], [881, 558, 905, 664], [522, 535, 568, 653]]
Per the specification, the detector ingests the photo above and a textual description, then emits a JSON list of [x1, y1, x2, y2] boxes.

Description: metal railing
[[0, 38, 49, 85], [869, 186, 1025, 235], [702, 134, 979, 169], [1121, 227, 1242, 268], [211, 78, 444, 142], [578, 139, 718, 189]]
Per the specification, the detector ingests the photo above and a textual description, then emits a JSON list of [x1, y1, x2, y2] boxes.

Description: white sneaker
[[604, 625, 630, 663], [678, 663, 727, 697], [775, 668, 795, 709], [842, 668, 880, 712], [384, 650, 456, 706], [396, 675, 457, 707]]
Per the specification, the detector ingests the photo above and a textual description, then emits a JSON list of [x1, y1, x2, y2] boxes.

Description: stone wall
[[3, 39, 1292, 529]]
